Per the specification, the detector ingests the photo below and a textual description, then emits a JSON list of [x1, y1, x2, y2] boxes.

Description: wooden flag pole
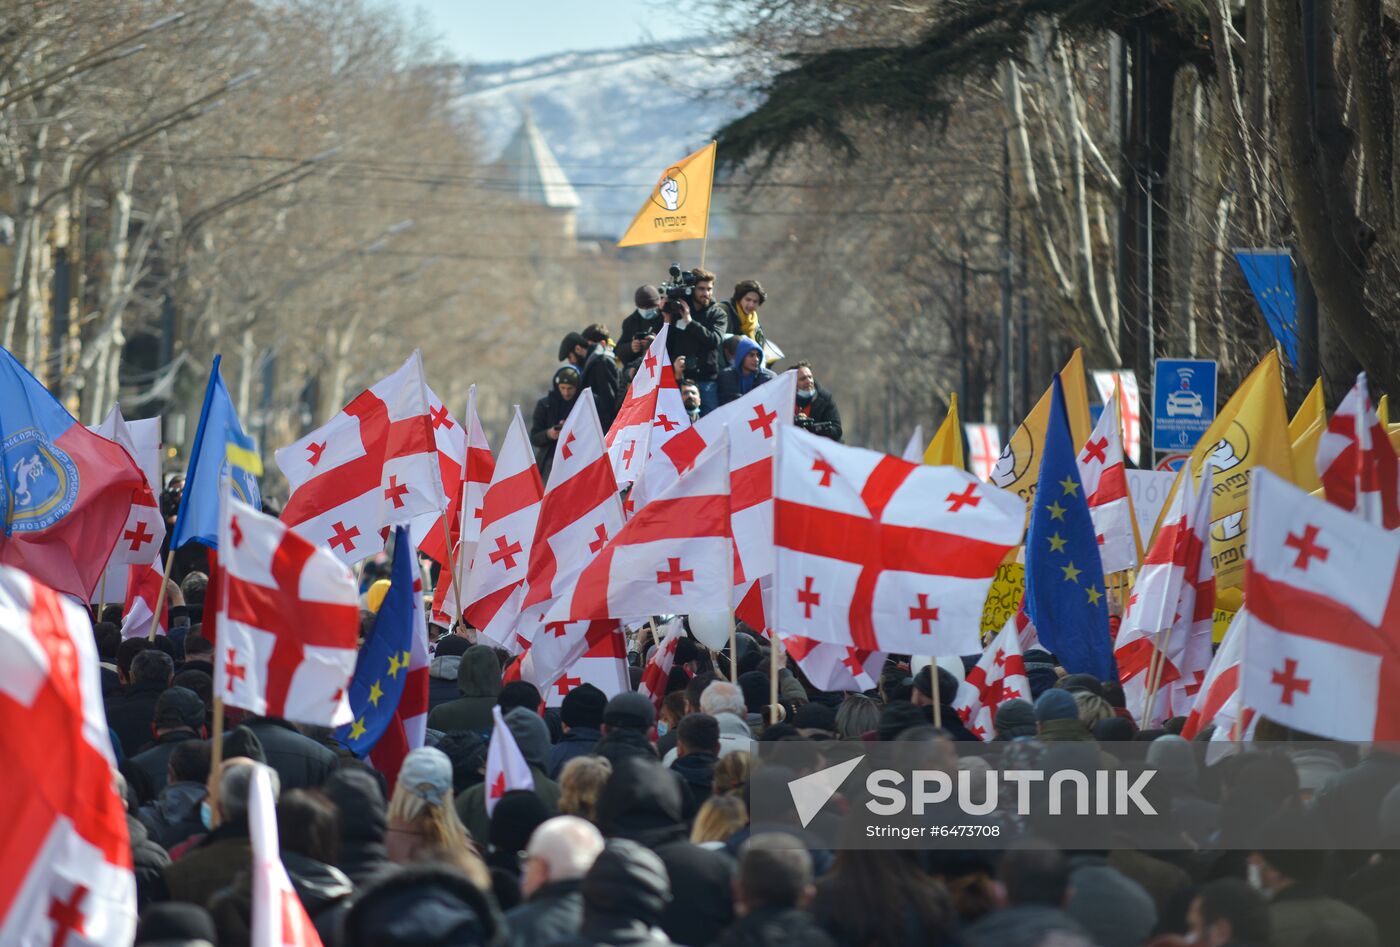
[[769, 632, 782, 725], [207, 693, 226, 827], [147, 548, 177, 641], [930, 659, 943, 730], [96, 563, 110, 622], [729, 613, 738, 683]]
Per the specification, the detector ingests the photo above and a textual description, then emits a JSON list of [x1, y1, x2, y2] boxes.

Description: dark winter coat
[[137, 779, 207, 852], [532, 388, 578, 480], [579, 345, 622, 430], [545, 839, 675, 947], [128, 814, 172, 909], [664, 316, 722, 385], [1268, 882, 1378, 947], [242, 718, 337, 789], [1346, 855, 1400, 945], [687, 302, 728, 381], [618, 308, 665, 369], [712, 906, 838, 947], [163, 821, 252, 909], [123, 729, 202, 805], [794, 386, 842, 442], [427, 645, 503, 737], [105, 679, 168, 760], [670, 751, 717, 808], [548, 726, 603, 779], [504, 878, 584, 947], [456, 765, 560, 847], [324, 767, 393, 888], [345, 862, 501, 947], [591, 727, 658, 768], [209, 850, 354, 947], [1311, 752, 1400, 849], [429, 652, 463, 710], [717, 337, 775, 406]]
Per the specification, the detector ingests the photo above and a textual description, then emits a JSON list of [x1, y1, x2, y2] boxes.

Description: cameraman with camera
[[684, 267, 728, 414], [660, 294, 720, 404], [618, 284, 664, 372]]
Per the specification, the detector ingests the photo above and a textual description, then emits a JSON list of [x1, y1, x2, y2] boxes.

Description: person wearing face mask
[[792, 360, 842, 442], [618, 284, 666, 372], [532, 365, 581, 480], [1246, 819, 1378, 947], [1176, 879, 1270, 947]]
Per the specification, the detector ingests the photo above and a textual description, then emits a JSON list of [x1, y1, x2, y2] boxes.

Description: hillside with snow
[[452, 39, 756, 238]]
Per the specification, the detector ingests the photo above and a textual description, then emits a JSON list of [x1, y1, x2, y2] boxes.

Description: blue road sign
[[1153, 358, 1217, 452]]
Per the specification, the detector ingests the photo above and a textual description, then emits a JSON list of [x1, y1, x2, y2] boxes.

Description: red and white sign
[[605, 325, 689, 486], [461, 408, 543, 650], [964, 423, 1002, 482], [952, 620, 1031, 741], [1240, 470, 1400, 741], [773, 427, 1024, 655], [783, 634, 884, 693], [88, 407, 164, 605], [249, 764, 322, 947], [1316, 372, 1400, 529], [278, 352, 442, 565], [216, 495, 360, 727], [0, 566, 137, 947], [1092, 370, 1141, 465], [1114, 468, 1215, 726], [1077, 393, 1137, 574], [432, 385, 495, 626], [485, 705, 535, 815]]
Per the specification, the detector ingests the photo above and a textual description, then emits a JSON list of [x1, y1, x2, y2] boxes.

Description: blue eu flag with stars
[[1024, 374, 1117, 680], [337, 525, 416, 756]]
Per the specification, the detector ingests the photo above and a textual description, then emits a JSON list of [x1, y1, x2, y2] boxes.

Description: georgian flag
[[87, 407, 164, 604], [432, 385, 495, 626], [783, 634, 884, 693], [638, 619, 686, 710], [952, 619, 1032, 741], [485, 706, 534, 816], [605, 325, 689, 487], [119, 558, 167, 640], [544, 624, 628, 709], [1076, 393, 1137, 574], [248, 764, 322, 947], [410, 384, 468, 561], [1316, 372, 1400, 528]]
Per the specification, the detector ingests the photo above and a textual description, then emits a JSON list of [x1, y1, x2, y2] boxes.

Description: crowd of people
[[101, 568, 1399, 947], [530, 269, 842, 474]]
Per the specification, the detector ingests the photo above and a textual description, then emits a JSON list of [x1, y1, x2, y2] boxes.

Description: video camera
[[660, 263, 698, 302]]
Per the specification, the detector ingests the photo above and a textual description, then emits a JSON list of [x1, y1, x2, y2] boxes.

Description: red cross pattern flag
[[462, 407, 544, 650], [485, 705, 535, 815], [88, 406, 164, 604], [411, 383, 468, 559], [216, 494, 360, 726], [1076, 391, 1138, 574], [1240, 469, 1400, 741], [638, 619, 686, 710], [1092, 370, 1141, 465], [952, 619, 1032, 741], [517, 390, 625, 647], [277, 352, 442, 565], [248, 763, 322, 947], [964, 423, 1002, 482], [1180, 608, 1248, 740], [773, 426, 1025, 655], [119, 559, 167, 640], [0, 565, 136, 947], [431, 385, 495, 626], [1316, 372, 1400, 529], [1114, 467, 1215, 726], [545, 623, 629, 709], [606, 324, 689, 486], [530, 431, 734, 689], [782, 634, 884, 693]]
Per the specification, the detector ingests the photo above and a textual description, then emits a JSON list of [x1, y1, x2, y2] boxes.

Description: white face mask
[[656, 722, 669, 737], [200, 800, 213, 830], [1246, 862, 1272, 898]]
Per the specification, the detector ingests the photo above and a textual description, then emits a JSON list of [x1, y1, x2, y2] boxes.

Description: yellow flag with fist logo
[[617, 141, 716, 247]]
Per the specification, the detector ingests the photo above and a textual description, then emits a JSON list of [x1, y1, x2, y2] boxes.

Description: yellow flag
[[1288, 378, 1325, 491], [1189, 351, 1292, 590], [1380, 394, 1390, 426], [616, 141, 716, 247], [924, 394, 965, 468], [991, 349, 1092, 504]]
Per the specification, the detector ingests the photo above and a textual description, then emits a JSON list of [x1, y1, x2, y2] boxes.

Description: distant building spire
[[493, 110, 580, 210]]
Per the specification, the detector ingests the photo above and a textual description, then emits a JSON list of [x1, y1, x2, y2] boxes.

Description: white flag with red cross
[[410, 383, 468, 563], [1076, 393, 1138, 574], [0, 566, 137, 947], [545, 623, 628, 709], [773, 427, 1025, 655], [88, 407, 164, 604], [461, 407, 543, 651], [516, 390, 625, 649], [963, 423, 1002, 482], [531, 431, 734, 689], [783, 634, 884, 693], [1114, 467, 1215, 726], [606, 325, 689, 486], [277, 352, 443, 565], [952, 619, 1032, 741], [248, 764, 322, 947], [431, 385, 495, 626], [216, 494, 360, 727], [1180, 608, 1249, 741], [485, 705, 535, 815], [638, 619, 686, 710], [1091, 370, 1141, 465], [1316, 372, 1400, 529], [119, 558, 167, 640], [1240, 469, 1400, 740]]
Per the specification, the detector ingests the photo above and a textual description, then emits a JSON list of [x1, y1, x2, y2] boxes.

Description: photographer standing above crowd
[[618, 285, 664, 373], [794, 361, 842, 442], [683, 268, 728, 414], [659, 296, 721, 407], [531, 365, 580, 479]]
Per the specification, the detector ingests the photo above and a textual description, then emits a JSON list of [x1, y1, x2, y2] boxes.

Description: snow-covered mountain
[[452, 39, 756, 238]]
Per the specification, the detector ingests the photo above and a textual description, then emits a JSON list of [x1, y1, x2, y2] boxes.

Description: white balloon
[[686, 611, 734, 651]]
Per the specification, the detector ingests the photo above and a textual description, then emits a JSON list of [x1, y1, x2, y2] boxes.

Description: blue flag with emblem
[[1024, 374, 1116, 680], [170, 356, 262, 549], [1234, 248, 1298, 369], [337, 525, 415, 756]]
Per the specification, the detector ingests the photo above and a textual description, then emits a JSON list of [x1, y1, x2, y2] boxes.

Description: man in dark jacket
[[596, 757, 734, 946], [345, 863, 501, 947], [137, 738, 211, 851], [660, 297, 721, 407], [685, 268, 728, 413], [242, 717, 337, 789], [106, 648, 173, 758], [505, 815, 605, 947], [532, 365, 581, 480], [717, 337, 775, 406], [618, 284, 665, 370], [164, 759, 269, 908], [428, 633, 470, 710], [549, 683, 607, 779], [324, 765, 393, 887], [793, 362, 842, 442], [670, 714, 720, 808], [547, 838, 675, 947], [581, 324, 622, 430], [911, 667, 983, 742], [123, 686, 206, 804], [592, 692, 660, 767], [428, 644, 502, 737], [711, 834, 836, 947]]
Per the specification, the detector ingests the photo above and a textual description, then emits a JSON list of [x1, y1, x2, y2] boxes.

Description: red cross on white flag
[[638, 619, 687, 710], [277, 351, 443, 565], [1091, 370, 1141, 465], [410, 382, 469, 562], [1180, 608, 1249, 742], [485, 706, 535, 816], [952, 619, 1032, 741], [783, 634, 884, 693], [248, 764, 323, 947], [1239, 469, 1400, 741], [773, 427, 1025, 655], [0, 566, 137, 947], [606, 325, 689, 486], [217, 494, 360, 727], [542, 623, 628, 708], [87, 407, 165, 604], [119, 557, 168, 640], [1077, 392, 1138, 574], [1316, 372, 1400, 529], [963, 423, 1002, 482], [432, 384, 495, 626]]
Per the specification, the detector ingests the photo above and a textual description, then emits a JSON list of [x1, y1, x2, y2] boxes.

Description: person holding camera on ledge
[[531, 365, 581, 479], [659, 295, 721, 409], [794, 360, 842, 442], [684, 267, 728, 414], [618, 284, 664, 372]]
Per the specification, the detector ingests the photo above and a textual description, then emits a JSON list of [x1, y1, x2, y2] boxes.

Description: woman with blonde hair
[[690, 794, 747, 848], [386, 746, 491, 892], [712, 749, 750, 798], [558, 754, 612, 824]]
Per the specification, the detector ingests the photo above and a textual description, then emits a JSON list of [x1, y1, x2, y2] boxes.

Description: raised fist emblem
[[659, 175, 680, 211]]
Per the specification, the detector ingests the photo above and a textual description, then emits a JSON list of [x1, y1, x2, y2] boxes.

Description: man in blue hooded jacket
[[717, 336, 775, 406]]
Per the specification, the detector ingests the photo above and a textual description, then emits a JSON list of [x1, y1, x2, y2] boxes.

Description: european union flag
[[1024, 374, 1116, 680], [1234, 249, 1298, 369], [170, 356, 261, 549], [337, 526, 416, 756]]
